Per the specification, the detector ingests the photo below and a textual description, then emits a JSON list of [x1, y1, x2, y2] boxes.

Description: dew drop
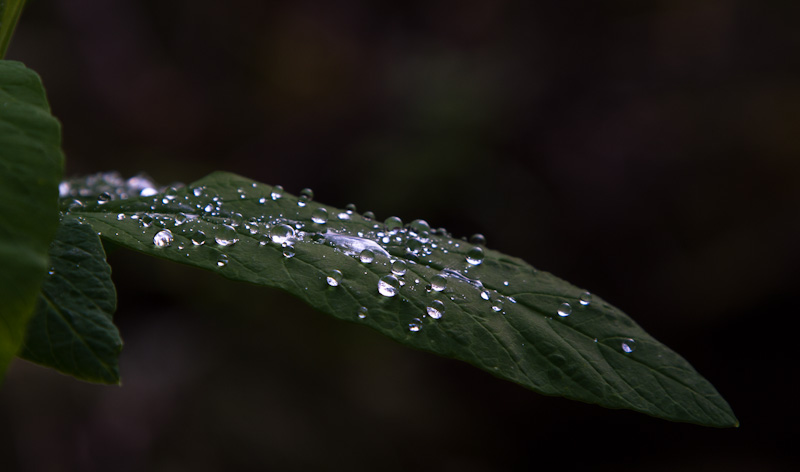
[[258, 197, 267, 204], [357, 306, 368, 319], [359, 249, 375, 264], [270, 224, 295, 244], [391, 260, 407, 276], [311, 207, 328, 224], [408, 318, 422, 332], [283, 247, 296, 258], [117, 213, 125, 221], [480, 290, 490, 301], [426, 300, 445, 320], [326, 269, 343, 287], [215, 224, 239, 246], [363, 211, 375, 220], [621, 339, 636, 353], [217, 254, 229, 267], [378, 275, 399, 297], [557, 302, 572, 317], [300, 187, 314, 200], [97, 192, 111, 204], [469, 233, 486, 245], [192, 187, 204, 197], [190, 230, 206, 246], [409, 219, 431, 235], [492, 297, 505, 312], [271, 185, 284, 200], [345, 203, 357, 212], [385, 216, 403, 232], [430, 274, 447, 292], [579, 291, 592, 306], [466, 246, 485, 266], [153, 229, 173, 248]]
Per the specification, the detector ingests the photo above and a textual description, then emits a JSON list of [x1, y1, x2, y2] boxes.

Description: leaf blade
[[65, 171, 737, 426]]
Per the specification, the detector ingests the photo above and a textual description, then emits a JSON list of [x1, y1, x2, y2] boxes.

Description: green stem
[[0, 0, 28, 59]]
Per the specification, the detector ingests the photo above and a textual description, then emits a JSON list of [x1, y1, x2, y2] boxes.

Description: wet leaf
[[65, 171, 737, 427]]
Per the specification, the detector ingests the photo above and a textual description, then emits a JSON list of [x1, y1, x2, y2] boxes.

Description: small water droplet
[[357, 306, 368, 319], [359, 249, 375, 264], [503, 280, 509, 286], [190, 230, 207, 246], [408, 318, 422, 332], [363, 211, 375, 220], [97, 192, 111, 204], [326, 269, 343, 287], [48, 268, 55, 276], [492, 297, 505, 312], [270, 224, 295, 244], [430, 275, 447, 292], [378, 275, 399, 297], [469, 233, 486, 245], [300, 188, 314, 200], [192, 187, 204, 197], [217, 254, 229, 267], [271, 185, 284, 200], [117, 213, 125, 221], [409, 219, 431, 235], [311, 207, 328, 224], [466, 246, 485, 266], [480, 290, 490, 301], [153, 229, 173, 248], [385, 216, 403, 232], [621, 339, 636, 353], [258, 197, 267, 204], [215, 224, 239, 246], [283, 247, 296, 258], [427, 300, 445, 320], [579, 291, 592, 306], [391, 260, 407, 276], [345, 203, 357, 212], [557, 302, 572, 317]]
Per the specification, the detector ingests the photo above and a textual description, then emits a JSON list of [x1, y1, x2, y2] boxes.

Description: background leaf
[[0, 60, 63, 384], [65, 171, 737, 427], [20, 216, 121, 384]]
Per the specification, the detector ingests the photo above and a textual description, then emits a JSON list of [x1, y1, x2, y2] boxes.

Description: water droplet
[[192, 187, 204, 197], [258, 197, 267, 204], [557, 302, 572, 317], [427, 300, 445, 320], [503, 281, 509, 286], [492, 297, 505, 312], [215, 224, 239, 246], [270, 224, 295, 244], [378, 275, 399, 297], [153, 229, 173, 248], [363, 211, 375, 220], [466, 246, 485, 266], [408, 318, 422, 332], [621, 339, 636, 353], [283, 247, 296, 258], [47, 268, 55, 276], [117, 213, 125, 221], [469, 233, 486, 245], [345, 203, 357, 212], [97, 192, 111, 204], [385, 216, 403, 232], [300, 188, 314, 200], [359, 249, 375, 264], [190, 230, 206, 246], [579, 291, 592, 306], [430, 274, 447, 292], [409, 219, 431, 235], [391, 260, 407, 276], [217, 254, 229, 267], [311, 207, 328, 224], [271, 185, 284, 200], [357, 306, 368, 319], [326, 269, 343, 287]]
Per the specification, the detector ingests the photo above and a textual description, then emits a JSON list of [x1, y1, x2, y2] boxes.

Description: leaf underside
[[64, 171, 738, 427], [20, 216, 121, 384], [0, 60, 63, 384]]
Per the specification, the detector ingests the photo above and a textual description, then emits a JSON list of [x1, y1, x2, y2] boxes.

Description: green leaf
[[65, 171, 737, 427], [0, 60, 63, 384], [19, 216, 121, 384], [0, 0, 28, 59]]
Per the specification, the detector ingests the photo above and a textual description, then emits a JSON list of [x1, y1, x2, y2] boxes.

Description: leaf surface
[[0, 60, 63, 383], [20, 216, 121, 383], [65, 171, 737, 427]]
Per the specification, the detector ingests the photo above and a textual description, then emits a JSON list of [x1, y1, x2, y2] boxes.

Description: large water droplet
[[215, 224, 239, 246], [311, 207, 328, 224], [621, 339, 636, 353], [270, 224, 295, 245], [190, 230, 206, 246], [391, 260, 407, 276], [427, 300, 445, 320], [466, 246, 485, 266], [409, 219, 431, 235], [430, 274, 447, 292], [153, 229, 173, 248], [469, 233, 486, 245], [362, 211, 375, 220], [271, 185, 284, 200], [408, 318, 422, 332], [326, 269, 343, 287], [558, 302, 572, 317], [357, 306, 368, 319], [378, 275, 399, 297], [385, 216, 403, 232], [359, 249, 375, 264], [579, 291, 592, 306], [298, 188, 314, 206]]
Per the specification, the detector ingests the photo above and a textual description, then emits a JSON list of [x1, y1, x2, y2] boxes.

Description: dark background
[[2, 1, 798, 470]]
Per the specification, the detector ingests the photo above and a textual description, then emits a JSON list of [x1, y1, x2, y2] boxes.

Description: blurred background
[[2, 0, 799, 470]]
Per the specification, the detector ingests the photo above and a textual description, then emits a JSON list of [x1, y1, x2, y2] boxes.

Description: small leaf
[[0, 60, 63, 384], [65, 171, 737, 427], [20, 216, 121, 384]]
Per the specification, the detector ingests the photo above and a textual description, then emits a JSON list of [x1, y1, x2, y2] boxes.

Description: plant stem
[[0, 0, 28, 59]]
